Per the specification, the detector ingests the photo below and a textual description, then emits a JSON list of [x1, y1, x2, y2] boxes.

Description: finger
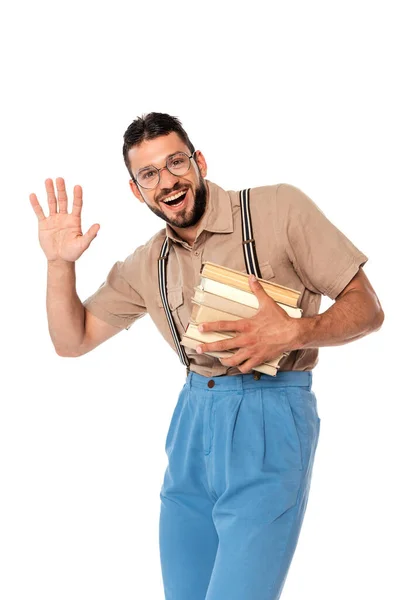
[[45, 178, 58, 215], [29, 193, 46, 222], [237, 355, 263, 374], [199, 319, 246, 334], [196, 334, 245, 355], [56, 177, 68, 214], [71, 184, 83, 217], [80, 223, 100, 250], [248, 274, 271, 306], [233, 347, 270, 373], [220, 348, 251, 367]]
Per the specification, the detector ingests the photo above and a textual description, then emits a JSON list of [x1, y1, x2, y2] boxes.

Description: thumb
[[81, 223, 100, 249], [248, 274, 269, 305]]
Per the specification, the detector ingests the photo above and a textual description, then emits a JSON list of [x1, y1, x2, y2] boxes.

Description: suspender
[[157, 236, 190, 368], [157, 188, 260, 370], [239, 188, 262, 279]]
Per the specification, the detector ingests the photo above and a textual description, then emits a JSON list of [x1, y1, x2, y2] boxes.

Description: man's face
[[128, 132, 208, 230]]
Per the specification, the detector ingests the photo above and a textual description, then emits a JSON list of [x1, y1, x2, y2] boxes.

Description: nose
[[158, 165, 180, 189]]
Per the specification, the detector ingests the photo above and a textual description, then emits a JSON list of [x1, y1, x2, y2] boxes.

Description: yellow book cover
[[191, 291, 302, 319], [201, 262, 301, 306]]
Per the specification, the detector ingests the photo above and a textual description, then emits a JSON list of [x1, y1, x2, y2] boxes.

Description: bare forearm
[[47, 260, 85, 356], [291, 290, 384, 350]]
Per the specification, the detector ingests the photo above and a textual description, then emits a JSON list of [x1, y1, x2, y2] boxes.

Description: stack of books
[[180, 262, 302, 376]]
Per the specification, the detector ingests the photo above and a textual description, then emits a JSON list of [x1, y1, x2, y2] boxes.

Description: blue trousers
[[159, 370, 321, 600]]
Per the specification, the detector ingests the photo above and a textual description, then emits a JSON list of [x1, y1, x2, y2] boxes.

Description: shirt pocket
[[157, 286, 186, 332], [258, 260, 275, 281]]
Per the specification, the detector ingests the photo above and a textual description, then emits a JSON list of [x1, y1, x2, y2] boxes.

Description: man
[[29, 112, 384, 600]]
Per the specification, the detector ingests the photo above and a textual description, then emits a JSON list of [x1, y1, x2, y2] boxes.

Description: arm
[[30, 177, 123, 357], [47, 259, 122, 357], [196, 268, 384, 373], [47, 259, 85, 355], [290, 267, 385, 350], [195, 184, 380, 372]]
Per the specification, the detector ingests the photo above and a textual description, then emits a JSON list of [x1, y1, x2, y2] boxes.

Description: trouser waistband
[[186, 370, 313, 392]]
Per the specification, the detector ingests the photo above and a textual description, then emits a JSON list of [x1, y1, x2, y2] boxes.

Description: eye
[[142, 169, 156, 179]]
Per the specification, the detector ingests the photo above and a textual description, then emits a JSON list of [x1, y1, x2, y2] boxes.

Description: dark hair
[[122, 112, 196, 179]]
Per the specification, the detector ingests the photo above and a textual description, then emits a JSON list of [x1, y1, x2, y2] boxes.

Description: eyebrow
[[137, 151, 183, 174]]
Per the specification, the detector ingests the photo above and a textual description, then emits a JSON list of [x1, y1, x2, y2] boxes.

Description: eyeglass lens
[[137, 152, 191, 188]]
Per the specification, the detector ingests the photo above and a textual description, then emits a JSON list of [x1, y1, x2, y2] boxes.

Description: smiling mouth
[[161, 189, 188, 208]]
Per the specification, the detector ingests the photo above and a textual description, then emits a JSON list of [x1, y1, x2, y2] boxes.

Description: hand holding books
[[180, 262, 303, 377]]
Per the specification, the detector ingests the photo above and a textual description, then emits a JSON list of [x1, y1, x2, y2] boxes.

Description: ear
[[129, 179, 145, 204], [194, 150, 207, 178]]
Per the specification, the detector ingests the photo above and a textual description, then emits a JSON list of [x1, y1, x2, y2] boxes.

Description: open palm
[[29, 177, 100, 262]]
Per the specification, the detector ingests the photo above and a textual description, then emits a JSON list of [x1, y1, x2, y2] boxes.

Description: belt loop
[[238, 373, 244, 393], [187, 371, 192, 390]]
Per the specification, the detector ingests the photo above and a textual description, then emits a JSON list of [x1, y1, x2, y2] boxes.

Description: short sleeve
[[276, 183, 369, 300], [82, 246, 147, 330]]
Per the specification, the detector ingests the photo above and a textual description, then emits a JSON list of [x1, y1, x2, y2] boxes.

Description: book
[[199, 277, 302, 311], [201, 262, 301, 307], [185, 322, 238, 343], [181, 335, 233, 359], [181, 261, 303, 377], [192, 287, 257, 319], [182, 323, 285, 373], [180, 335, 279, 377], [191, 301, 243, 324], [191, 289, 302, 319], [189, 305, 290, 357]]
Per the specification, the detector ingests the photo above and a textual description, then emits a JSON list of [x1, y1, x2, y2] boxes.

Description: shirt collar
[[165, 179, 233, 245]]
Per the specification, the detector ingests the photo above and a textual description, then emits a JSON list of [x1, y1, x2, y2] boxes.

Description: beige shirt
[[83, 180, 368, 376]]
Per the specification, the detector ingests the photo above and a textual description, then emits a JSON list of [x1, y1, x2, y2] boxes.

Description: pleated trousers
[[159, 370, 321, 600]]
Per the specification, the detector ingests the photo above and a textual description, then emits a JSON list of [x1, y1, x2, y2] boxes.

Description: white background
[[1, 1, 398, 598]]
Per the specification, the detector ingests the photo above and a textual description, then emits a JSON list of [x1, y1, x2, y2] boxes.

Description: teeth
[[163, 190, 187, 203]]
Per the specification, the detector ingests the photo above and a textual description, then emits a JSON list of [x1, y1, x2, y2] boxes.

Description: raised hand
[[29, 177, 100, 263]]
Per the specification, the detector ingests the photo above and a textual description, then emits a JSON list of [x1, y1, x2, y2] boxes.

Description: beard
[[142, 176, 208, 229]]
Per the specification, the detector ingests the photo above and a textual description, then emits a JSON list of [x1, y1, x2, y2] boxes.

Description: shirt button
[[194, 250, 200, 256], [207, 380, 215, 388]]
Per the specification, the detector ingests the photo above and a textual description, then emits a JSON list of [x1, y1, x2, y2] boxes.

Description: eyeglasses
[[133, 151, 196, 190]]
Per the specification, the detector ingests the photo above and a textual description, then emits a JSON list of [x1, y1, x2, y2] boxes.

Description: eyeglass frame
[[132, 151, 197, 190]]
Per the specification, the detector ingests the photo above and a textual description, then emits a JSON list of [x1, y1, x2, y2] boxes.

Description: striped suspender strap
[[157, 188, 260, 369], [158, 236, 190, 368], [239, 188, 262, 278]]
